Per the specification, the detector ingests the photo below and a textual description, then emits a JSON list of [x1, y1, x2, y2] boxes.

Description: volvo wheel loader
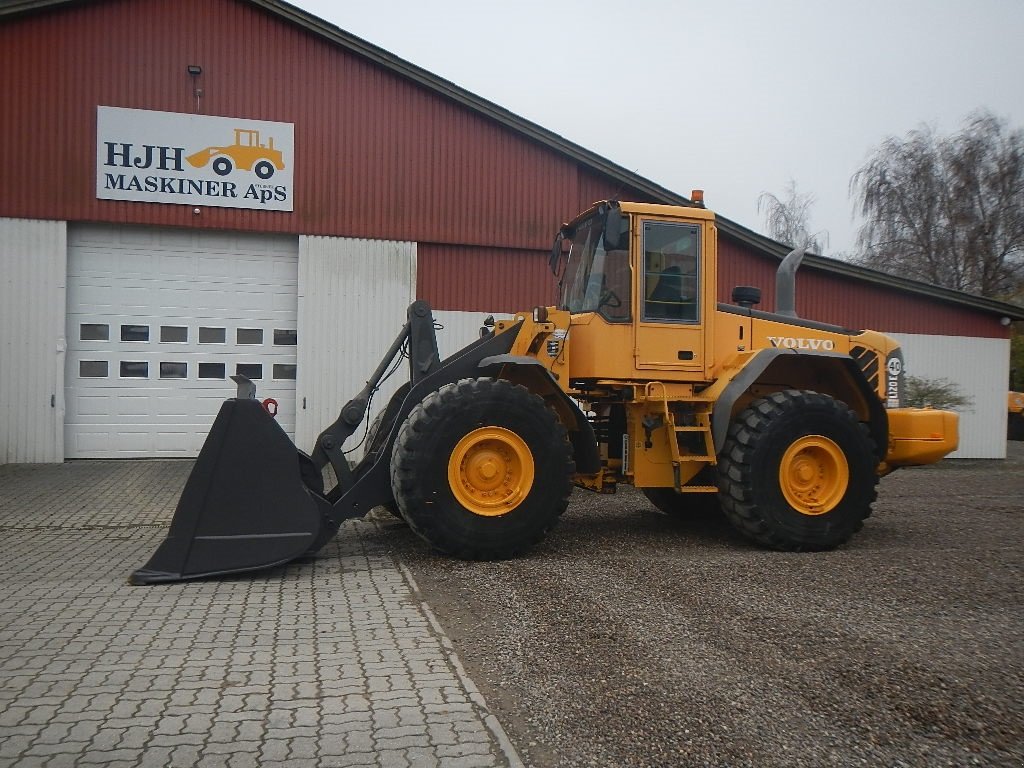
[[130, 198, 959, 585]]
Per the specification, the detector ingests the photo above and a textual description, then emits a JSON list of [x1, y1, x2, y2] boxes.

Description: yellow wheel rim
[[448, 427, 535, 517], [779, 435, 849, 516]]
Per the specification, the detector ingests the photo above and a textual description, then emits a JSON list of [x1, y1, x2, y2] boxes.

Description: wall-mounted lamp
[[187, 65, 203, 112]]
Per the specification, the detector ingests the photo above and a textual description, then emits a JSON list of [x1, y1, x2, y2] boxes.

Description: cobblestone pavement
[[0, 461, 522, 768]]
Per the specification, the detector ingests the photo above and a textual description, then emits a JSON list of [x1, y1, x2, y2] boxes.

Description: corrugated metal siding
[[0, 0, 635, 252], [295, 235, 416, 457], [1, 0, 1009, 338], [891, 333, 1009, 459], [418, 244, 557, 313], [576, 167, 657, 211], [0, 218, 66, 463], [718, 236, 1005, 337]]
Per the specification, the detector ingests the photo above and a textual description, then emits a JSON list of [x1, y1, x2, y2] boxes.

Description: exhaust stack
[[775, 247, 805, 318]]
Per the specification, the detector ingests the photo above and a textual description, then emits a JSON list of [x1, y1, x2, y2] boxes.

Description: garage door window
[[236, 363, 262, 379], [198, 363, 225, 379], [160, 362, 187, 379], [199, 327, 226, 344], [121, 325, 150, 342], [80, 323, 109, 341], [273, 364, 296, 380], [160, 326, 188, 343], [274, 329, 297, 346], [80, 360, 108, 378], [237, 328, 263, 344], [120, 361, 149, 378]]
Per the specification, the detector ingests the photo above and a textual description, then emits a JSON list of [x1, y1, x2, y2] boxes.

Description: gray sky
[[294, 0, 1024, 256]]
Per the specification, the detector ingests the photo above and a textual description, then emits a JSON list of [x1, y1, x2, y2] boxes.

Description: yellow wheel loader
[[1009, 391, 1024, 441], [130, 199, 958, 584]]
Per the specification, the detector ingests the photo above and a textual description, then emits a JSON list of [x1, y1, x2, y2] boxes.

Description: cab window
[[562, 212, 631, 322], [642, 221, 700, 322]]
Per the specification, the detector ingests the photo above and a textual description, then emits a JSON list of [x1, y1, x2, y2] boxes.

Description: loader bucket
[[129, 398, 323, 585]]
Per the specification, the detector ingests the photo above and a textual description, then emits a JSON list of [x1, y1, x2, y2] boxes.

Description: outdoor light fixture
[[187, 65, 203, 112]]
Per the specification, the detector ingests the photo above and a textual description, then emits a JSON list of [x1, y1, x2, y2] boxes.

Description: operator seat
[[648, 265, 685, 319]]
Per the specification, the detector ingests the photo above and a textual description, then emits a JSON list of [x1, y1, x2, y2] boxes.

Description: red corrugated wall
[[0, 0, 1005, 334], [417, 244, 557, 313], [718, 237, 1005, 337], [0, 0, 647, 249]]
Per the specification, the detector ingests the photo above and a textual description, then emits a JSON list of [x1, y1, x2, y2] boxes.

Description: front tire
[[391, 378, 574, 559], [718, 390, 878, 551], [365, 410, 402, 521]]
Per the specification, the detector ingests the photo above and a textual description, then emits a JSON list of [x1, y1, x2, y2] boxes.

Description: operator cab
[[551, 199, 717, 381]]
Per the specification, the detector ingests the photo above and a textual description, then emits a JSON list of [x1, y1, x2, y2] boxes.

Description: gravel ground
[[369, 443, 1024, 768]]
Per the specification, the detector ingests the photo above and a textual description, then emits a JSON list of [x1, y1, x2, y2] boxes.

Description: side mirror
[[549, 231, 565, 275], [549, 224, 575, 275]]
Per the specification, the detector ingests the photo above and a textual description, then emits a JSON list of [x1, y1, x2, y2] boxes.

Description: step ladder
[[646, 382, 717, 493]]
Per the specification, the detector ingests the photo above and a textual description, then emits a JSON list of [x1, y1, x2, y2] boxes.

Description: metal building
[[1, 0, 1021, 463]]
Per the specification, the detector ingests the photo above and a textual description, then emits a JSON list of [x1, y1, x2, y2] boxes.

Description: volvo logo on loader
[[767, 336, 835, 351]]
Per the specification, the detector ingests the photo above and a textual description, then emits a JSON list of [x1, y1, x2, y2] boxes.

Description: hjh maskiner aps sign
[[96, 106, 294, 211]]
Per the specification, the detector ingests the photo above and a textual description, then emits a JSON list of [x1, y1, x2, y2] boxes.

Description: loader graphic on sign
[[186, 128, 285, 179]]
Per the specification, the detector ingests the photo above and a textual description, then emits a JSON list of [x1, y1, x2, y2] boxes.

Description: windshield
[[559, 213, 630, 321]]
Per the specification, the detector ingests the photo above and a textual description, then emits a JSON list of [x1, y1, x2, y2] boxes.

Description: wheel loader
[[130, 198, 959, 585]]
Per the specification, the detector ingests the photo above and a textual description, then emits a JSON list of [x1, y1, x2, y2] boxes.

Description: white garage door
[[66, 224, 299, 458]]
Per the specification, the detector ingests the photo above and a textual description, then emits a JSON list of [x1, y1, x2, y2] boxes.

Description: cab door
[[633, 218, 715, 377]]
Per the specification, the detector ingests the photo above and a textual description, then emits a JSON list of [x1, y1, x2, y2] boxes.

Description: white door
[[65, 224, 299, 458]]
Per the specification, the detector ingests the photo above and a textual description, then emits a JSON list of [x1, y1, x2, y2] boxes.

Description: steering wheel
[[599, 289, 622, 309]]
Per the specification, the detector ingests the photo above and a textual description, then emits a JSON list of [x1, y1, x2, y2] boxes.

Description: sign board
[[96, 106, 294, 211]]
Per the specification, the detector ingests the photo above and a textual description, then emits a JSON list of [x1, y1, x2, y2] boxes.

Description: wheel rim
[[448, 427, 534, 517], [779, 435, 848, 516]]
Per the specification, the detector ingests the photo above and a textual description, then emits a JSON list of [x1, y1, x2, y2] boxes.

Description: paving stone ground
[[0, 460, 523, 768]]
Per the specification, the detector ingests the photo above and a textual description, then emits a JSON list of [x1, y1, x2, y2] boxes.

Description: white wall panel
[[892, 333, 1010, 459], [0, 218, 67, 463], [431, 310, 515, 361], [296, 237, 416, 459]]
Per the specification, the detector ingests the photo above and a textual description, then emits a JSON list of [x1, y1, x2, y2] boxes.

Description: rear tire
[[718, 390, 877, 551], [391, 378, 574, 559]]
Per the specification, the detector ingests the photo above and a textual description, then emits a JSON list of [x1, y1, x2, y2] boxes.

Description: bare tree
[[850, 112, 1024, 300], [903, 375, 973, 410], [758, 179, 829, 254]]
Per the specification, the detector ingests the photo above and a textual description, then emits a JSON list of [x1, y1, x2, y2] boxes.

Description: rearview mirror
[[603, 204, 623, 250]]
